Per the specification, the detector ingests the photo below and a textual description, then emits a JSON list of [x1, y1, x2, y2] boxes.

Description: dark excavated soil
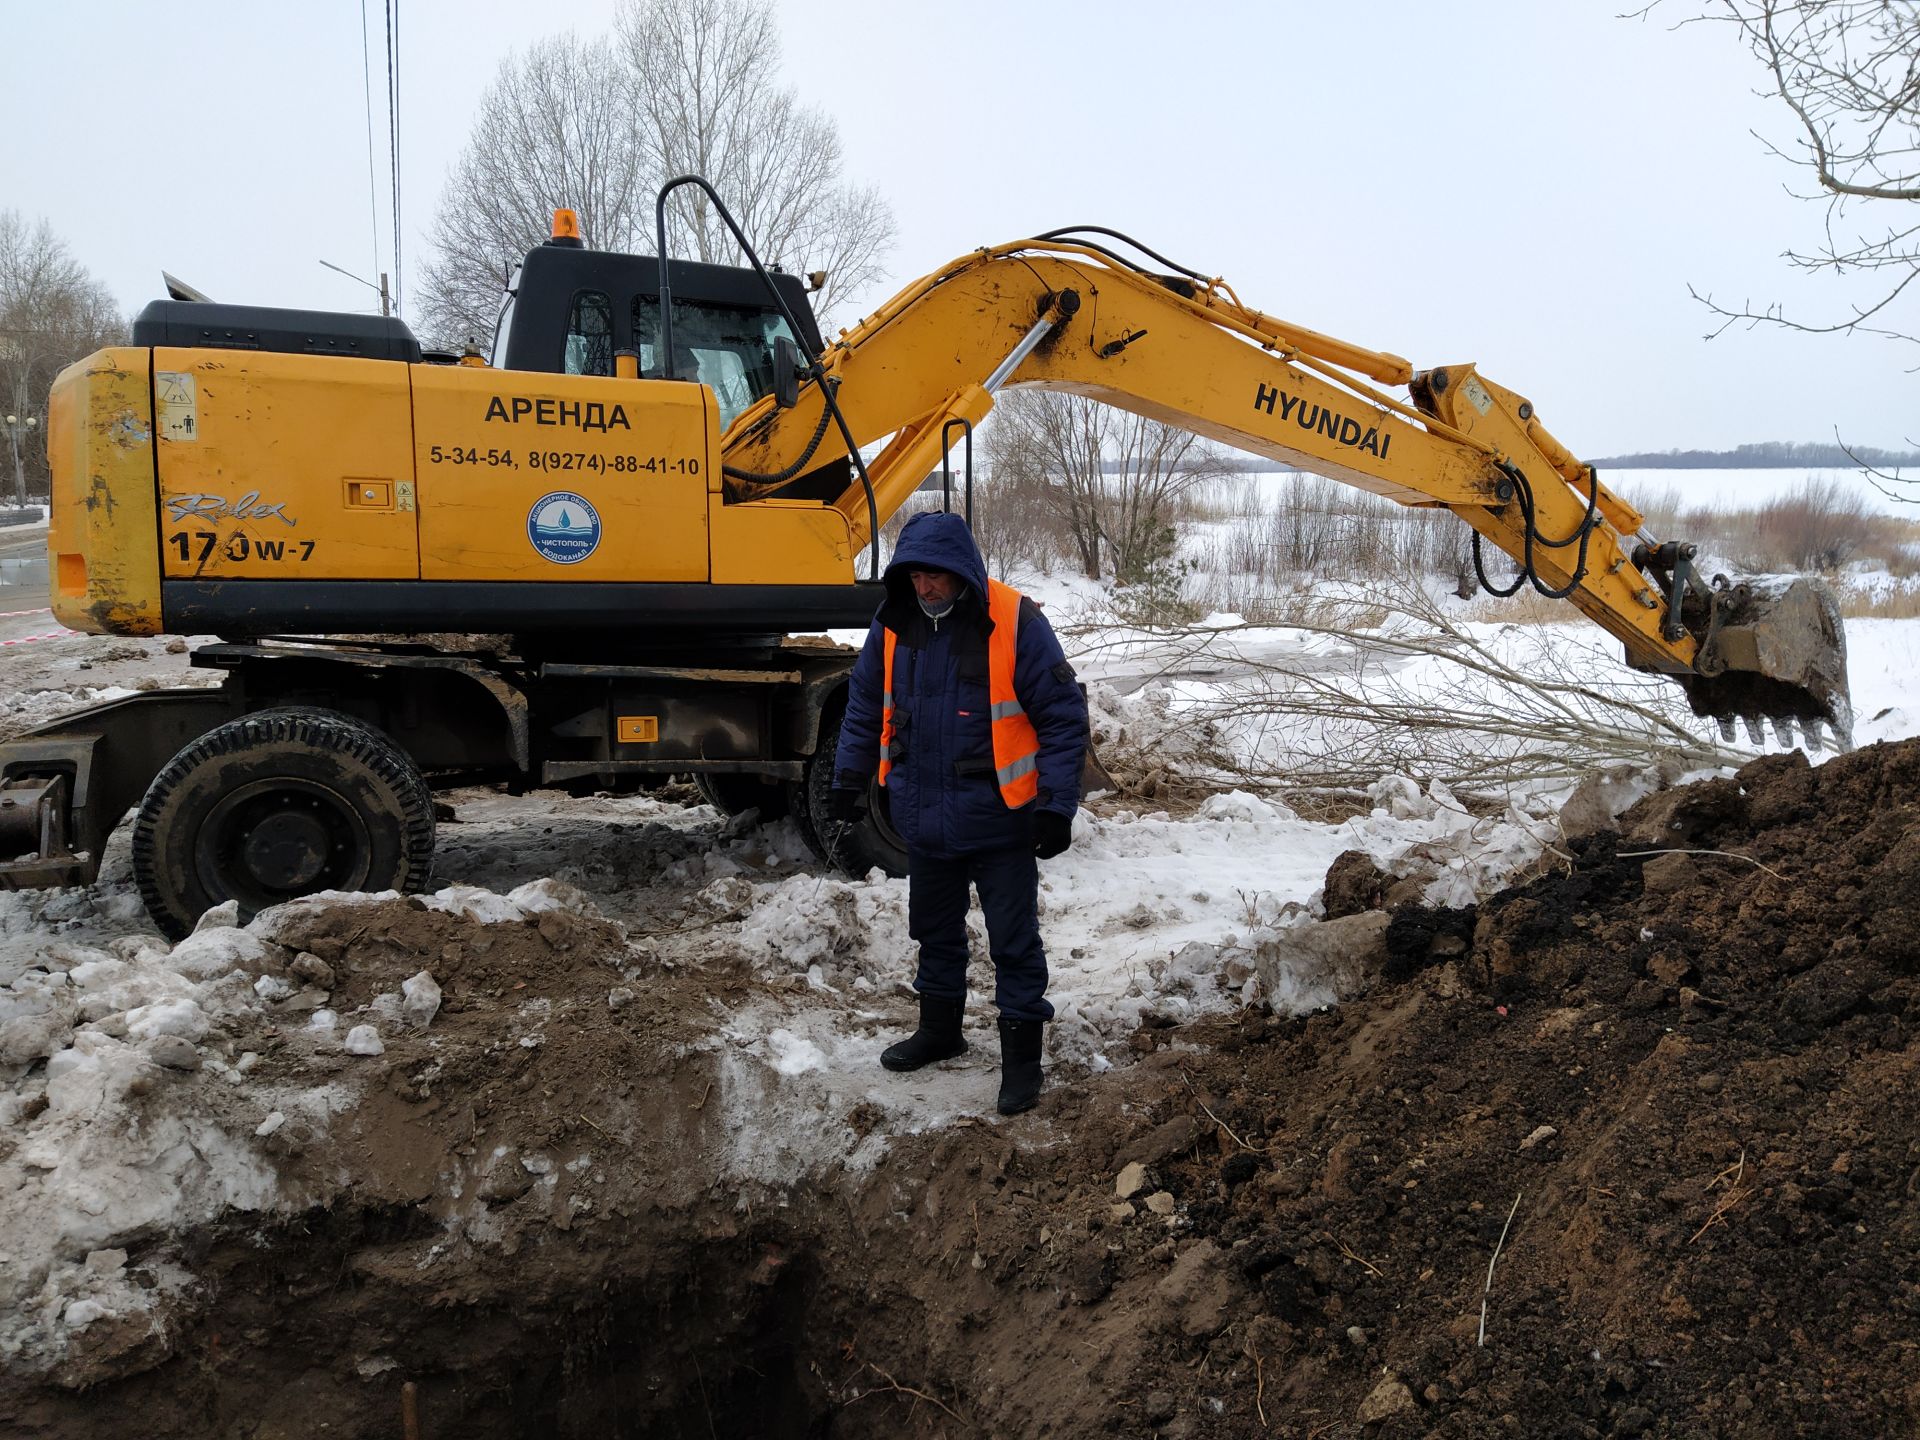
[[7, 740, 1919, 1438]]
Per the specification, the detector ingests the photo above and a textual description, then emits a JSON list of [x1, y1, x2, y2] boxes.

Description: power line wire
[[385, 0, 403, 317], [360, 0, 381, 286]]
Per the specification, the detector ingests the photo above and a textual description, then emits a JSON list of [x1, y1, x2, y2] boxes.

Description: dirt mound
[[846, 736, 1919, 1437], [9, 740, 1920, 1438]]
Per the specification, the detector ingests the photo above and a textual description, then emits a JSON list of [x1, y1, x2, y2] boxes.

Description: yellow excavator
[[2, 178, 1849, 936]]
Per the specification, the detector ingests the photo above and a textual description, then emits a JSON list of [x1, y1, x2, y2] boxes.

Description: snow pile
[[0, 877, 614, 1372], [419, 876, 604, 925], [704, 868, 914, 993], [0, 920, 316, 1368], [1085, 680, 1233, 790], [0, 685, 142, 744], [694, 769, 1574, 1176], [703, 774, 1562, 1059]]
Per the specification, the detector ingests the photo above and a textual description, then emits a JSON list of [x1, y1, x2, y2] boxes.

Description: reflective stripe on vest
[[877, 578, 1042, 809], [878, 630, 898, 786], [984, 579, 1040, 806]]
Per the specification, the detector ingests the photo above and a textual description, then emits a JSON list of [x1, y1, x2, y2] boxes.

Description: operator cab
[[492, 215, 826, 431]]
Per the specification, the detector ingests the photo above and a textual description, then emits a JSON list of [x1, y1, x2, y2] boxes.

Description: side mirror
[[772, 335, 802, 409]]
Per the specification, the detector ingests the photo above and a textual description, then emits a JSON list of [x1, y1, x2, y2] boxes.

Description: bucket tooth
[[1741, 714, 1766, 746], [1717, 716, 1737, 745], [1684, 575, 1851, 744], [1771, 715, 1799, 750], [1801, 717, 1827, 754]]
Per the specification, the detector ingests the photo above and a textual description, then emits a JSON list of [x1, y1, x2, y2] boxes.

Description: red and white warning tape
[[0, 606, 52, 619], [0, 631, 71, 648]]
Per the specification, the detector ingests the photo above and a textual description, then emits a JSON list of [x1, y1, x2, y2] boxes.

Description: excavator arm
[[721, 238, 1850, 747]]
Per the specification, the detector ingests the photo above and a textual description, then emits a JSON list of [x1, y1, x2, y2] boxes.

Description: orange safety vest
[[878, 578, 1041, 809]]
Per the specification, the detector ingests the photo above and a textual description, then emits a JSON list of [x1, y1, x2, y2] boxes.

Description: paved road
[[0, 526, 57, 642]]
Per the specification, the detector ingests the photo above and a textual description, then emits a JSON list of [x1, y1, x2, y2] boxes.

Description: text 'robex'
[[484, 396, 632, 432], [1254, 384, 1392, 459]]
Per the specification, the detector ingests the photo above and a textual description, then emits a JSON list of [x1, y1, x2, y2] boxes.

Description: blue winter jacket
[[834, 512, 1088, 858]]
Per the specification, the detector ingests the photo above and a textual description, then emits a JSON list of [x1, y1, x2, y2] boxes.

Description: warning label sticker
[[156, 372, 198, 442]]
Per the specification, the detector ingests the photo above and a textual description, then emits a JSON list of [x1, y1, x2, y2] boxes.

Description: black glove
[[827, 788, 866, 824], [1034, 809, 1073, 860]]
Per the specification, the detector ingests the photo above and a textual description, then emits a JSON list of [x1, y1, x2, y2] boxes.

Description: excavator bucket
[[1679, 576, 1853, 752]]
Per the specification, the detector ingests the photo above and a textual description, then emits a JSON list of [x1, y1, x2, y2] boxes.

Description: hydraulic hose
[[1472, 461, 1602, 601]]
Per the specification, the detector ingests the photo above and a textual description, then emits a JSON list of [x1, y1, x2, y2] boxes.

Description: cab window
[[631, 297, 796, 430], [564, 290, 614, 376]]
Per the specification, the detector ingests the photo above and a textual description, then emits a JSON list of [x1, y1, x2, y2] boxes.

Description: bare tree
[[983, 392, 1105, 578], [1667, 2, 1919, 346], [618, 0, 893, 321], [966, 464, 1071, 581], [984, 391, 1226, 582], [416, 35, 649, 347], [1633, 2, 1920, 499], [0, 212, 123, 501], [417, 0, 894, 350], [1061, 579, 1743, 799]]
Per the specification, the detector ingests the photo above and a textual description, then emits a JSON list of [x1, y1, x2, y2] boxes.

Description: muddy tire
[[693, 772, 792, 822], [802, 706, 907, 878], [131, 708, 436, 940]]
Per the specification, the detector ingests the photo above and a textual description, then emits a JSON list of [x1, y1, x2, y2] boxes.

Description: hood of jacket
[[879, 511, 992, 632]]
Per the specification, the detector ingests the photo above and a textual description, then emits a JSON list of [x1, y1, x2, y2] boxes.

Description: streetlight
[[3, 413, 37, 505], [319, 260, 391, 317]]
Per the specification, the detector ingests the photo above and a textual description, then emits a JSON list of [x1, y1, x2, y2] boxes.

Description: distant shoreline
[[1590, 451, 1920, 471]]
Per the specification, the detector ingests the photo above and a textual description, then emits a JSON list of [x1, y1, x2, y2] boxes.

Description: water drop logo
[[526, 490, 602, 564]]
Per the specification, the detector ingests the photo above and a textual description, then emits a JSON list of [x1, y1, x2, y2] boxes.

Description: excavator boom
[[722, 238, 1850, 745]]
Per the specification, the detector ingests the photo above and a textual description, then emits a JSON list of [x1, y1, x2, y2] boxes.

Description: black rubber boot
[[881, 995, 968, 1072], [996, 1017, 1045, 1115]]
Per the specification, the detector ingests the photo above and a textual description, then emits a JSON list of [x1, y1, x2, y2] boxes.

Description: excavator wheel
[[802, 703, 907, 879], [693, 773, 792, 823], [131, 707, 435, 940]]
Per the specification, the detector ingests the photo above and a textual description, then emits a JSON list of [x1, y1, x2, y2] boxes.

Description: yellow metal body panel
[[153, 349, 419, 580], [708, 498, 852, 585], [46, 349, 161, 636], [410, 367, 713, 581]]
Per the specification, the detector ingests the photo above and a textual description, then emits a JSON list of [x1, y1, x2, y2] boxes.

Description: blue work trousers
[[907, 845, 1054, 1022]]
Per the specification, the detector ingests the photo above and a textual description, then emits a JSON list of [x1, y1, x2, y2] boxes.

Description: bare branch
[[416, 0, 895, 349], [0, 212, 125, 500], [1071, 577, 1740, 799], [1665, 1, 1920, 347]]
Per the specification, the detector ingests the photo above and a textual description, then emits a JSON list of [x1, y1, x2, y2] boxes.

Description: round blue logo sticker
[[526, 491, 601, 564]]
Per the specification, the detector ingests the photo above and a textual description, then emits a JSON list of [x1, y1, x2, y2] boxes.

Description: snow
[[1, 584, 1915, 1365], [766, 1028, 828, 1076], [1189, 464, 1912, 517], [1837, 618, 1920, 749]]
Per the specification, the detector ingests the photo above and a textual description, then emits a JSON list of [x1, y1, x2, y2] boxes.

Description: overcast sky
[[4, 0, 1912, 457]]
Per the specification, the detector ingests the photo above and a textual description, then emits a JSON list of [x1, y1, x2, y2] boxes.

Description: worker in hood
[[830, 511, 1089, 1114]]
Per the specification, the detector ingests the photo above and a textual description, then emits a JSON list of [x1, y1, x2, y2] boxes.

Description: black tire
[[131, 707, 436, 940], [693, 772, 792, 822], [802, 706, 908, 878]]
